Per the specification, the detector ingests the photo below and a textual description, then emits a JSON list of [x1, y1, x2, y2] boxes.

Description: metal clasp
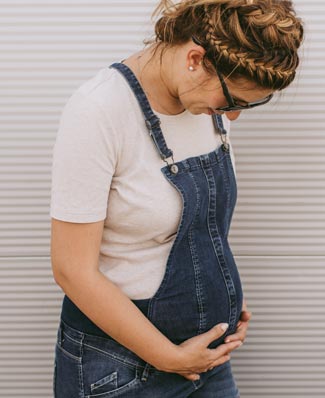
[[164, 156, 178, 174], [220, 133, 230, 152], [145, 117, 161, 131]]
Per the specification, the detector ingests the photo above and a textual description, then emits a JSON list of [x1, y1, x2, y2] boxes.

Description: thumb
[[199, 323, 229, 346]]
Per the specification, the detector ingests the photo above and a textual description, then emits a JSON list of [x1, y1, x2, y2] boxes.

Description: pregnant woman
[[50, 1, 303, 397]]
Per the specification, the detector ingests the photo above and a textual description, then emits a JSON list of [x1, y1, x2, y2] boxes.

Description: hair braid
[[204, 6, 296, 81], [151, 0, 304, 90]]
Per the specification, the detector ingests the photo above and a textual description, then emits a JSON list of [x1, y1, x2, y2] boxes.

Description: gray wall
[[0, 1, 324, 397]]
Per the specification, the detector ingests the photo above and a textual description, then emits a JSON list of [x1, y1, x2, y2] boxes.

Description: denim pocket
[[90, 371, 118, 393], [54, 336, 83, 397], [83, 340, 141, 397], [56, 328, 82, 362]]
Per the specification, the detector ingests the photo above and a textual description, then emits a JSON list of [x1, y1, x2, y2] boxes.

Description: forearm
[[56, 269, 180, 370]]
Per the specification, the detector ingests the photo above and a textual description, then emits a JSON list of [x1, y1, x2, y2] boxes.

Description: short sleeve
[[50, 91, 119, 223]]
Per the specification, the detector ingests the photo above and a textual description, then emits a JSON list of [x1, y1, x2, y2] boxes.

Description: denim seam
[[163, 149, 227, 177], [224, 153, 237, 228], [150, 171, 188, 301], [90, 371, 117, 392], [79, 333, 85, 398], [62, 330, 83, 346], [82, 342, 142, 370], [219, 153, 232, 235], [188, 171, 206, 334], [85, 374, 141, 398], [110, 63, 173, 160], [220, 155, 238, 329], [201, 162, 235, 330], [56, 342, 82, 362]]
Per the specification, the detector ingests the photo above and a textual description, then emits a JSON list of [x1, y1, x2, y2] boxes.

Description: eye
[[233, 98, 248, 107]]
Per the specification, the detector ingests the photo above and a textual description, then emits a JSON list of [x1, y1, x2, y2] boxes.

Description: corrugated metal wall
[[0, 1, 323, 397], [229, 2, 325, 396]]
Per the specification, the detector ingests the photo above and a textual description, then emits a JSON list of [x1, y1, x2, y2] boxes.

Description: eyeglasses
[[215, 71, 273, 112], [191, 35, 274, 112]]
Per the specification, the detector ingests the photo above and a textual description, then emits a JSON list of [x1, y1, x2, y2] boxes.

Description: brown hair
[[150, 0, 304, 90]]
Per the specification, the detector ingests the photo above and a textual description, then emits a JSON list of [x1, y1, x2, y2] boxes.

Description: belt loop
[[140, 363, 151, 382], [58, 324, 64, 345]]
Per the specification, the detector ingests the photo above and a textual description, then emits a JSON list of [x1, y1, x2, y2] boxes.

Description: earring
[[188, 66, 195, 71]]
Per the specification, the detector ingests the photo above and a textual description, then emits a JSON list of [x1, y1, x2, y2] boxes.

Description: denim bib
[[109, 62, 243, 348], [61, 62, 243, 349]]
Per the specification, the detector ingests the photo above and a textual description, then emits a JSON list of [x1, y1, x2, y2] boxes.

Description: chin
[[189, 109, 205, 115]]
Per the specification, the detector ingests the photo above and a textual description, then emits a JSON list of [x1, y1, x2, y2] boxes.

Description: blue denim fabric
[[54, 62, 243, 397], [54, 320, 240, 398]]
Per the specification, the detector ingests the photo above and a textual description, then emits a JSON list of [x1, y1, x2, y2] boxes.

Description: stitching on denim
[[201, 162, 237, 330], [219, 154, 238, 330], [110, 63, 172, 160], [90, 371, 117, 392], [150, 170, 188, 300], [163, 147, 227, 176], [214, 156, 238, 330], [82, 342, 142, 370], [218, 153, 233, 237], [85, 374, 140, 398], [62, 330, 83, 346], [188, 171, 206, 334], [56, 342, 81, 362], [79, 334, 85, 398], [224, 152, 238, 228]]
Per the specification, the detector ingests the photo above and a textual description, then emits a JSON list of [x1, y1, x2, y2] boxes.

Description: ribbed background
[[0, 1, 324, 397]]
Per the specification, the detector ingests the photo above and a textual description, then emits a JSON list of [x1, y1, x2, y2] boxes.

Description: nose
[[226, 111, 241, 121]]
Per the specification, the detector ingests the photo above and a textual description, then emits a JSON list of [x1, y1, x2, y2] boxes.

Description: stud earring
[[188, 66, 195, 71]]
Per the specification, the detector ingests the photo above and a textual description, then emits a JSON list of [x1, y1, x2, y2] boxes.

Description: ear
[[187, 47, 206, 71]]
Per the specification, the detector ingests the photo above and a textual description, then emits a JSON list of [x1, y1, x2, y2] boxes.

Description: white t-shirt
[[50, 66, 234, 299]]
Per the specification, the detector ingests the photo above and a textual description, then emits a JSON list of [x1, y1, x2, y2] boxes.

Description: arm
[[51, 218, 242, 380]]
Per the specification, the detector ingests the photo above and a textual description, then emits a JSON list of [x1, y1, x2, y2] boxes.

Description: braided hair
[[151, 0, 304, 90]]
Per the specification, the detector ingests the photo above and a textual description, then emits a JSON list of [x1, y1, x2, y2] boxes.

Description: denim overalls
[[54, 62, 243, 398]]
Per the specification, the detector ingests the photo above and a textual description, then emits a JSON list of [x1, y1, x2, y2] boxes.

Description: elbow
[[51, 256, 75, 292], [51, 261, 68, 290]]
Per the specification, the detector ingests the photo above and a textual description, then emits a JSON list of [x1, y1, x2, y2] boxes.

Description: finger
[[210, 353, 231, 369], [182, 373, 200, 381], [224, 325, 247, 343], [199, 323, 229, 346], [224, 332, 245, 343], [214, 340, 242, 357], [240, 311, 252, 322]]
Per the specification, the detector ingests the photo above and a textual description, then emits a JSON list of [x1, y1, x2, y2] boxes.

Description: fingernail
[[220, 323, 229, 331], [194, 375, 200, 381]]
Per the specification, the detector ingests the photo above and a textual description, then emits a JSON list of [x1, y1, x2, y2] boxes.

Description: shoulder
[[69, 65, 138, 124]]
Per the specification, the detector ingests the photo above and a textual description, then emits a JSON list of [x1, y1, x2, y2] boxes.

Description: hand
[[224, 300, 252, 344], [162, 323, 243, 381]]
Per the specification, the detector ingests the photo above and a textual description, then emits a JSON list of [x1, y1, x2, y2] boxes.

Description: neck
[[134, 44, 185, 115]]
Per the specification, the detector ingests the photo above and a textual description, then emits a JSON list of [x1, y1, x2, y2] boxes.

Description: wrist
[[151, 343, 183, 373]]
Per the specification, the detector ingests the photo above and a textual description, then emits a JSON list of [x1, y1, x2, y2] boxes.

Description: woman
[[51, 0, 303, 397]]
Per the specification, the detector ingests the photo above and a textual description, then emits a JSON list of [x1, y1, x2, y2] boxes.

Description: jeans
[[54, 320, 240, 398]]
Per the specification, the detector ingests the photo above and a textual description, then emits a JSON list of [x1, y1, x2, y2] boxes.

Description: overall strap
[[212, 114, 230, 152], [110, 62, 173, 161]]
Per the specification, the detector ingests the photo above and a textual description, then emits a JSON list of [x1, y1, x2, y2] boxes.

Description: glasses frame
[[215, 71, 273, 112]]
